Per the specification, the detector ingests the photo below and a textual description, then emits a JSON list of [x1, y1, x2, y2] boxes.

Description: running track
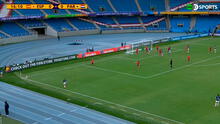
[[0, 33, 189, 67], [0, 81, 134, 124]]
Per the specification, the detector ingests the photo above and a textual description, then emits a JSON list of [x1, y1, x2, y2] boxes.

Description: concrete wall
[[58, 29, 168, 36], [45, 26, 58, 37], [102, 29, 169, 34], [58, 29, 100, 37], [0, 35, 38, 45], [102, 29, 145, 34]]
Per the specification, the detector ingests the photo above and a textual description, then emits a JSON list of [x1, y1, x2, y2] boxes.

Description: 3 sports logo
[[186, 4, 218, 11]]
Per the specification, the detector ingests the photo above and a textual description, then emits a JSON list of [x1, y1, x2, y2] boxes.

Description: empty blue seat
[[0, 22, 30, 36], [45, 19, 75, 32]]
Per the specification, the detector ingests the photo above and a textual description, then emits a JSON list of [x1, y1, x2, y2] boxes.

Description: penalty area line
[[145, 55, 220, 79], [194, 62, 220, 67], [84, 64, 147, 79], [83, 55, 220, 80]]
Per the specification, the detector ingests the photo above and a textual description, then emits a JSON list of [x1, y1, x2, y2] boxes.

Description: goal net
[[126, 40, 153, 54]]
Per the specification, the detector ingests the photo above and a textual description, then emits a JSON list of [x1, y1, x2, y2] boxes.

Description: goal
[[126, 40, 153, 54]]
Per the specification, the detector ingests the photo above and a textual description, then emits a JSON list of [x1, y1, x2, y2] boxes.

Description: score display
[[6, 4, 88, 9]]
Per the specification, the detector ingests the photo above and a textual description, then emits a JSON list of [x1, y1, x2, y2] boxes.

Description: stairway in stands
[[170, 0, 195, 11], [134, 0, 142, 12], [190, 16, 196, 31]]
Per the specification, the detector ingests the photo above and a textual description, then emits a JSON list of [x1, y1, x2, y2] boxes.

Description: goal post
[[126, 40, 153, 54]]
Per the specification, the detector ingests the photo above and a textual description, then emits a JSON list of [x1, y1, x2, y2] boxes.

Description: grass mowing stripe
[[84, 55, 220, 80], [29, 55, 123, 77], [194, 62, 220, 67], [29, 47, 181, 79], [141, 55, 220, 79], [84, 64, 146, 79], [17, 75, 184, 124]]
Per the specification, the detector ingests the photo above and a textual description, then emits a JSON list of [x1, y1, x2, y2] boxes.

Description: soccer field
[[2, 37, 220, 124]]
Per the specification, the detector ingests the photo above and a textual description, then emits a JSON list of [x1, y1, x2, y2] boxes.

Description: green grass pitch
[[0, 115, 23, 124], [2, 37, 220, 124]]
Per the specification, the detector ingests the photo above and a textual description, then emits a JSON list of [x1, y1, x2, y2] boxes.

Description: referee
[[170, 59, 173, 69]]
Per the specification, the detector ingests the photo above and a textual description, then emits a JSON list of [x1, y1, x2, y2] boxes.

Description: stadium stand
[[0, 22, 30, 36], [92, 17, 116, 24], [44, 19, 75, 32], [69, 18, 97, 30], [84, 0, 113, 12], [0, 32, 8, 38], [11, 11, 20, 17], [169, 0, 192, 9], [146, 20, 167, 30], [1, 0, 220, 40], [170, 16, 190, 33], [19, 20, 45, 28], [116, 16, 140, 24], [138, 0, 165, 11], [110, 0, 138, 12], [192, 15, 220, 33], [141, 16, 161, 23], [91, 17, 122, 30]]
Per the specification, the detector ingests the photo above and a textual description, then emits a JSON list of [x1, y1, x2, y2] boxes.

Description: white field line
[[17, 75, 184, 124], [144, 55, 220, 79], [84, 55, 220, 80], [194, 62, 220, 67], [84, 65, 146, 79], [30, 48, 182, 78], [29, 55, 121, 77]]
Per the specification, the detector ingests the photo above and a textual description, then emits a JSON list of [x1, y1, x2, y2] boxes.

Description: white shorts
[[216, 100, 219, 103]]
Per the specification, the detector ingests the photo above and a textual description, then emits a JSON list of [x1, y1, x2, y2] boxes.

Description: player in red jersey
[[159, 49, 163, 56], [136, 60, 140, 68], [145, 46, 149, 54], [156, 45, 159, 52], [91, 58, 94, 65], [136, 48, 139, 55], [167, 46, 171, 55], [187, 55, 191, 62]]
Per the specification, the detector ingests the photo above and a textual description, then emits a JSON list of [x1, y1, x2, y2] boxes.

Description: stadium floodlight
[[126, 39, 153, 54]]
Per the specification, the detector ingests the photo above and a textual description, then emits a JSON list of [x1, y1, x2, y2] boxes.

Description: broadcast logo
[[186, 4, 218, 11]]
